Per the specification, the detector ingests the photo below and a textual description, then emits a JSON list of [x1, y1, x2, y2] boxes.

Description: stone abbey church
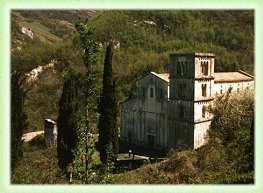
[[120, 53, 254, 151]]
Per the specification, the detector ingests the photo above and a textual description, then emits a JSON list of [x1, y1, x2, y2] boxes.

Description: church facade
[[120, 53, 254, 151]]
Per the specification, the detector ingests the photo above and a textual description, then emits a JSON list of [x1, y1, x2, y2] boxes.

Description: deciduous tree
[[73, 19, 100, 183]]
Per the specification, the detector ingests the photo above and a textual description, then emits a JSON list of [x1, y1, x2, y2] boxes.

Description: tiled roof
[[214, 71, 254, 83], [150, 71, 254, 83], [151, 72, 169, 82]]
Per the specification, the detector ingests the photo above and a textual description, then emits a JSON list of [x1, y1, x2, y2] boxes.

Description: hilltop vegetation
[[12, 10, 97, 43], [11, 10, 253, 133], [11, 10, 254, 132], [11, 10, 254, 75], [89, 10, 254, 72]]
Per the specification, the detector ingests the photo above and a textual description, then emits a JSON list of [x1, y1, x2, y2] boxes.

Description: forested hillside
[[10, 10, 254, 184], [11, 10, 254, 132], [89, 10, 254, 72]]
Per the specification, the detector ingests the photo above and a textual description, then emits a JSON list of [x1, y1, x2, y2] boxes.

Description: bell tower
[[168, 53, 215, 149]]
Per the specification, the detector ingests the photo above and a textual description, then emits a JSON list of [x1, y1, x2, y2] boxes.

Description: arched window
[[201, 61, 209, 75], [177, 61, 181, 75], [179, 105, 184, 118], [159, 88, 163, 98], [183, 61, 187, 76], [230, 85, 232, 92], [150, 88, 154, 97], [205, 61, 209, 75], [177, 61, 188, 76], [142, 87, 145, 96], [237, 84, 240, 92], [201, 61, 205, 74], [202, 106, 206, 118], [202, 84, 207, 97], [180, 62, 184, 76], [179, 83, 186, 97]]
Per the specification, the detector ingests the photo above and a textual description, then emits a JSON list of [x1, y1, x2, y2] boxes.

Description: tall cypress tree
[[57, 74, 80, 169], [98, 43, 118, 164], [11, 71, 28, 170]]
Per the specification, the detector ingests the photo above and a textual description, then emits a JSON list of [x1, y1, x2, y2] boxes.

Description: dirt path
[[22, 131, 44, 142]]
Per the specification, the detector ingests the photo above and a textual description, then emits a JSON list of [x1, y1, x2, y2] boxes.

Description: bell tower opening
[[202, 84, 207, 97], [201, 61, 209, 75], [202, 105, 206, 118]]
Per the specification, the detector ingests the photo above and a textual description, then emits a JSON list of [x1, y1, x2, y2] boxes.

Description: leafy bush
[[11, 144, 67, 184], [104, 90, 254, 184], [190, 90, 254, 184]]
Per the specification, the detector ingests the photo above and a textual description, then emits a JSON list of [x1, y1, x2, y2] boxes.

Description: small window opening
[[160, 88, 163, 98], [142, 87, 145, 96], [179, 106, 184, 118], [150, 88, 154, 97], [201, 61, 208, 75], [202, 106, 206, 118], [179, 83, 186, 97], [202, 84, 207, 97], [177, 61, 180, 75]]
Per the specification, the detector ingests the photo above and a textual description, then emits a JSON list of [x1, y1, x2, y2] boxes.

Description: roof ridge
[[238, 70, 254, 78], [150, 72, 169, 82], [214, 71, 254, 83]]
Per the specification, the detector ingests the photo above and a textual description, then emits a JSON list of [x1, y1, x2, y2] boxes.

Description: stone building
[[44, 119, 57, 147], [120, 53, 254, 151]]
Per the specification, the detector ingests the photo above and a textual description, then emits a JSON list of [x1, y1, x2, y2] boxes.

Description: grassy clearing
[[11, 132, 187, 184], [11, 135, 149, 184], [17, 20, 62, 44]]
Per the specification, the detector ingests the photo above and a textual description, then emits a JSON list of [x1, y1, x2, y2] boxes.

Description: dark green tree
[[98, 43, 118, 164], [57, 73, 80, 169], [11, 71, 28, 170]]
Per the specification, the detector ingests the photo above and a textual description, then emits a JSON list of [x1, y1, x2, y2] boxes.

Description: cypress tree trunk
[[98, 43, 118, 164], [11, 72, 28, 171], [57, 74, 79, 169]]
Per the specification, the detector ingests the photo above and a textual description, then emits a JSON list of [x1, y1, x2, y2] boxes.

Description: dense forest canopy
[[11, 10, 254, 132]]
